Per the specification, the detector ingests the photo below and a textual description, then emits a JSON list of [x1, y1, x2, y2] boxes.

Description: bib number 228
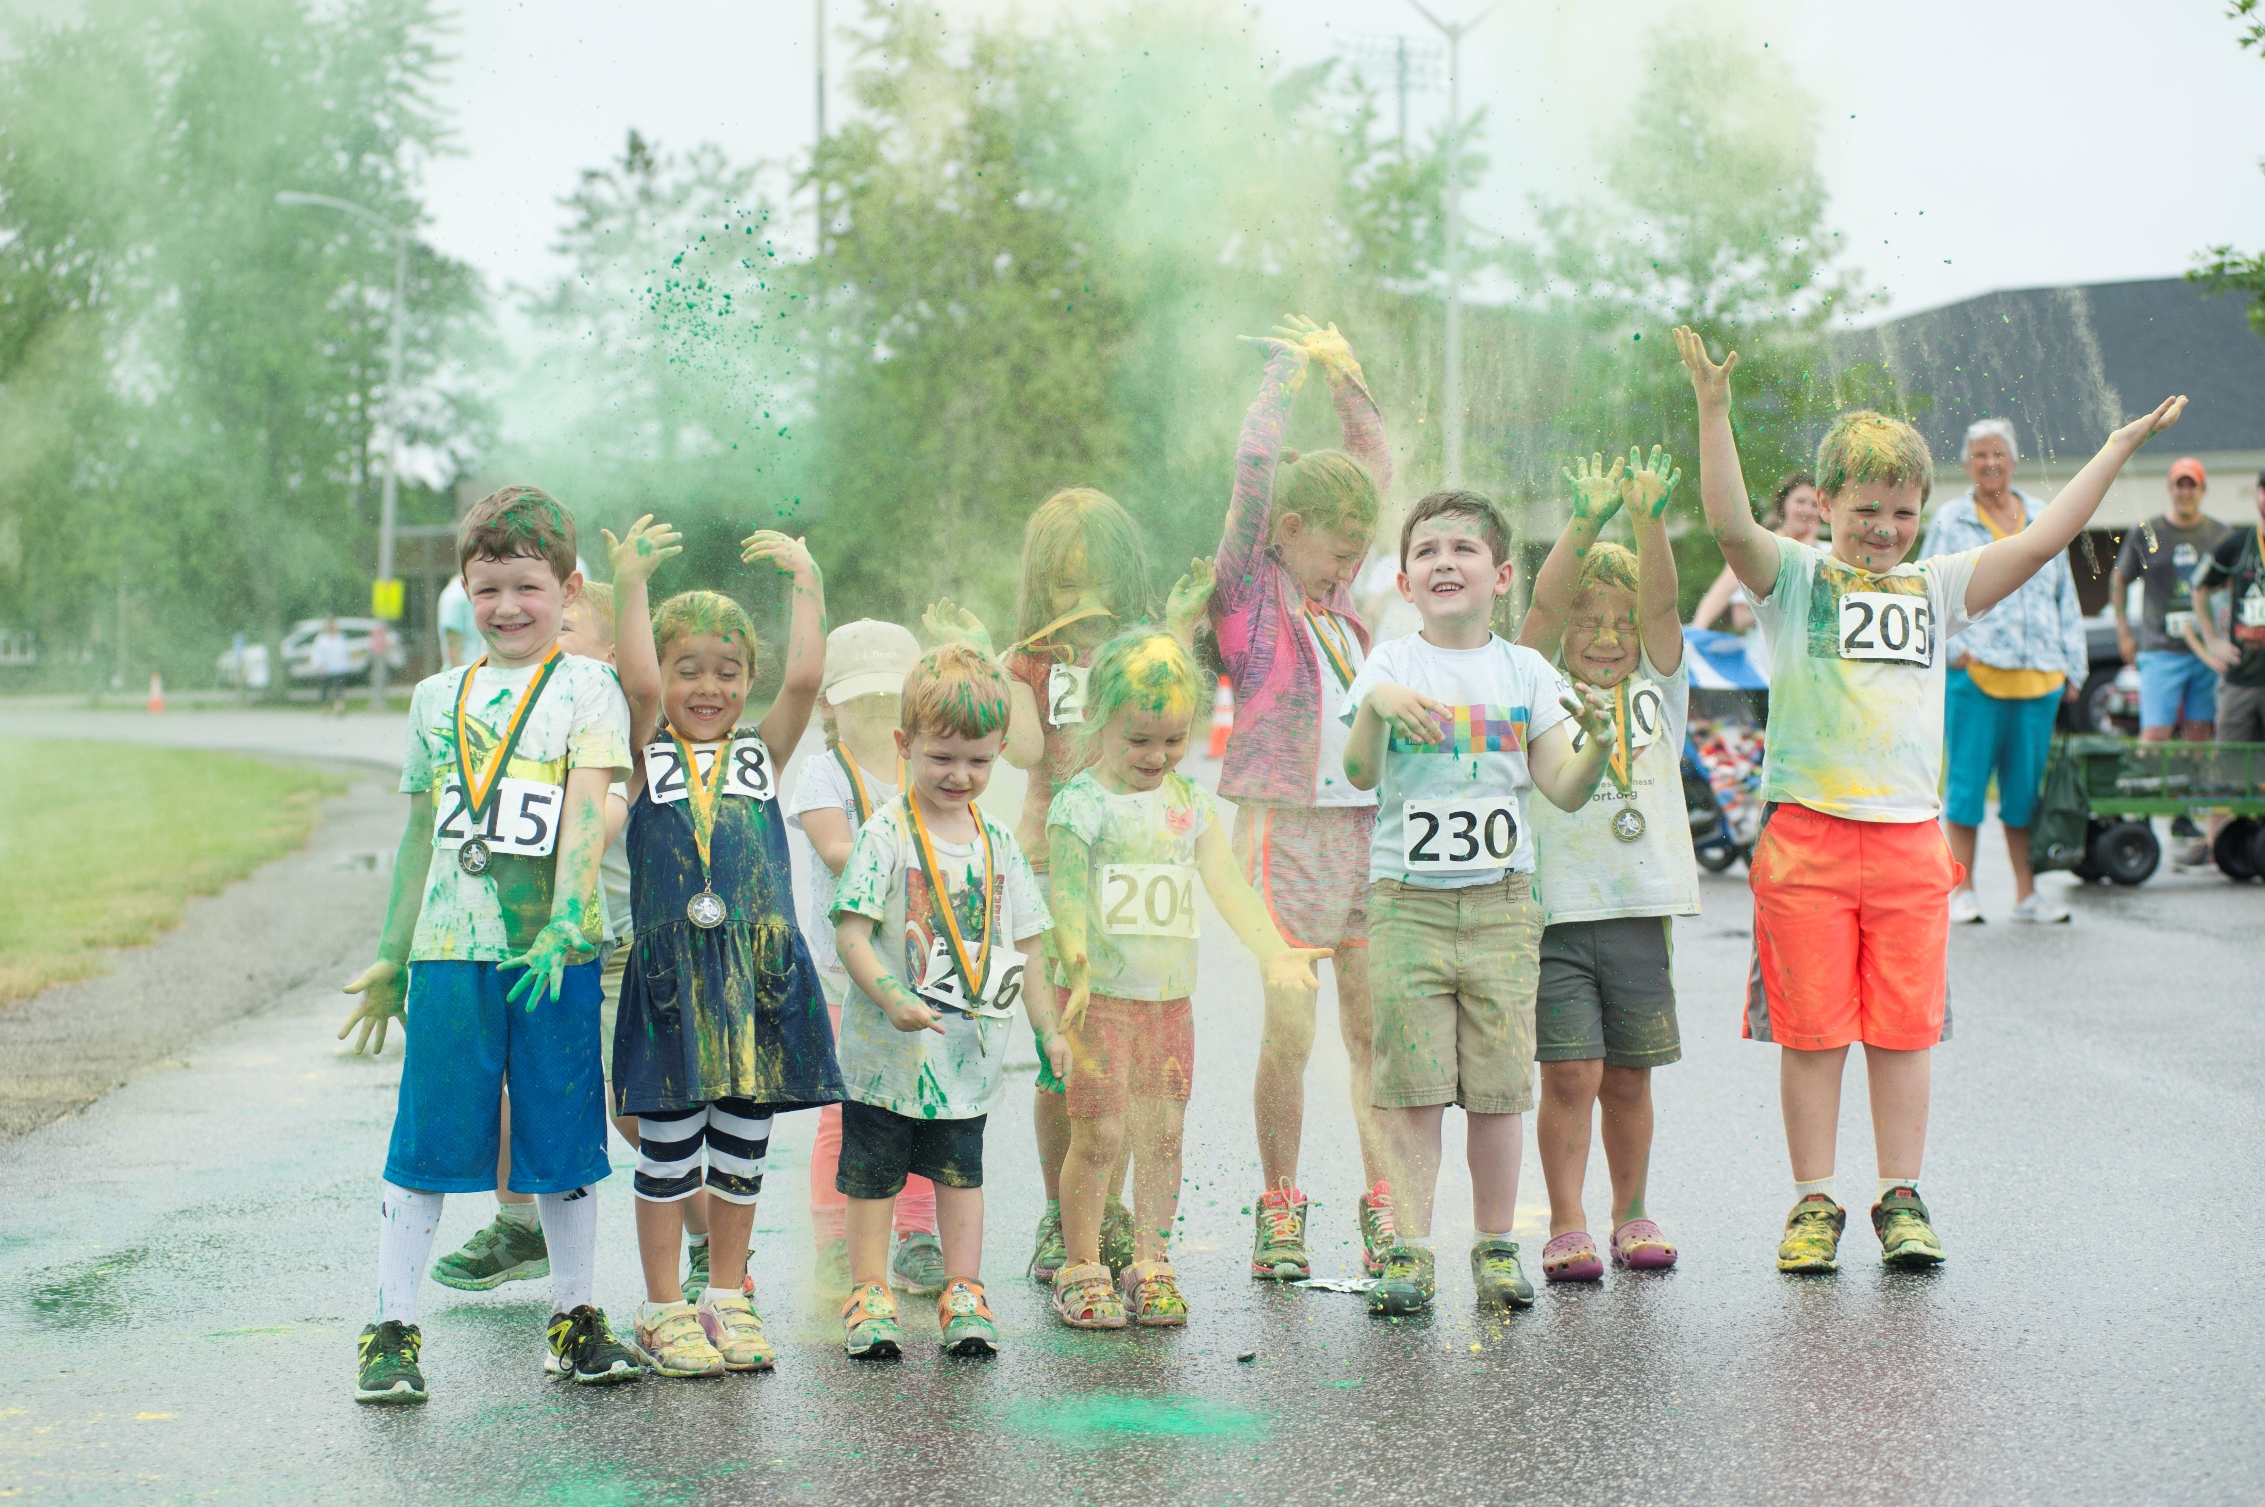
[[1402, 798, 1518, 872], [1837, 592, 1933, 666]]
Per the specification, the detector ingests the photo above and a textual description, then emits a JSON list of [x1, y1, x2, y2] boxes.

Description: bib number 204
[[1101, 864, 1199, 939], [1402, 798, 1519, 872], [1837, 592, 1933, 666]]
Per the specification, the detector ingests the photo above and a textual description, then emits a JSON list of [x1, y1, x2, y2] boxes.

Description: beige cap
[[823, 619, 921, 705]]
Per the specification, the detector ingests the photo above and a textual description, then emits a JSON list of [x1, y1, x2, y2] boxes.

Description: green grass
[[0, 739, 344, 1006]]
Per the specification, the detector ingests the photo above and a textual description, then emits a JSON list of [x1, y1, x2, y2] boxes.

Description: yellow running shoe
[[634, 1300, 724, 1378], [1776, 1193, 1847, 1273], [697, 1289, 777, 1371]]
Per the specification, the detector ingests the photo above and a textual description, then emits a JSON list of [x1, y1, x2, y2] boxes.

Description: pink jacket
[[1208, 349, 1393, 804]]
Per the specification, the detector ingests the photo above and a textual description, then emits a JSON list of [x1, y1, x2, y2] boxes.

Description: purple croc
[[1610, 1218, 1678, 1271], [1541, 1231, 1604, 1283]]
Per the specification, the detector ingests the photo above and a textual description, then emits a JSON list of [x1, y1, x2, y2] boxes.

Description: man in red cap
[[2113, 457, 2230, 864]]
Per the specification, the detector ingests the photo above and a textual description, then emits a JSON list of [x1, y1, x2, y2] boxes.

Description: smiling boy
[[1675, 327, 2185, 1273]]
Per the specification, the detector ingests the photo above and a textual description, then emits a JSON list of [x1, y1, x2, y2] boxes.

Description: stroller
[[1681, 629, 1770, 873]]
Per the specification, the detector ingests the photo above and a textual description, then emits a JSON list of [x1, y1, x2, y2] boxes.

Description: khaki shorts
[[597, 940, 628, 1079], [1366, 873, 1542, 1115]]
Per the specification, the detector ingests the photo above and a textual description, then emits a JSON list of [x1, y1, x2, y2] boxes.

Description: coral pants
[[809, 988, 936, 1240]]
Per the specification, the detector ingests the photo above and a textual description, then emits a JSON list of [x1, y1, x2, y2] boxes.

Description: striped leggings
[[634, 1098, 772, 1205]]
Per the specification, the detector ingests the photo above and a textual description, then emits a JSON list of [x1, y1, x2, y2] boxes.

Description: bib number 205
[[1101, 864, 1199, 939], [1402, 798, 1519, 872], [1837, 592, 1934, 666], [435, 776, 561, 857]]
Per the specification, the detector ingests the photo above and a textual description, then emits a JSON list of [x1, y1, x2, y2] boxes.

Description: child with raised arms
[[338, 485, 641, 1402], [602, 516, 841, 1377], [1046, 630, 1330, 1327], [1341, 490, 1618, 1315], [830, 645, 1074, 1358], [1209, 315, 1398, 1282], [1674, 325, 2184, 1271], [1516, 448, 1696, 1281]]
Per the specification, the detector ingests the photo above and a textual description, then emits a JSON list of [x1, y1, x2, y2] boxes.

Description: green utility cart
[[2031, 736, 2265, 885]]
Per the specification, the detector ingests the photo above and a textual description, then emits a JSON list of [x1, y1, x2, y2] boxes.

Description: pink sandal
[[1610, 1218, 1678, 1271], [1541, 1231, 1604, 1283]]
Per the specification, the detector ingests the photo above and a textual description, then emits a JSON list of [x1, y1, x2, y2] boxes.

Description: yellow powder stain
[[134, 1413, 173, 1421]]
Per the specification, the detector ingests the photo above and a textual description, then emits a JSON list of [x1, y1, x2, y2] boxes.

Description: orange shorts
[[1744, 803, 1963, 1052]]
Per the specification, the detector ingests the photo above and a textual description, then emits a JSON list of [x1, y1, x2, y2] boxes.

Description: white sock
[[701, 1285, 741, 1307], [687, 1231, 710, 1249], [1877, 1175, 1916, 1201], [496, 1199, 540, 1230], [1794, 1175, 1836, 1204], [376, 1183, 444, 1324], [536, 1186, 598, 1314]]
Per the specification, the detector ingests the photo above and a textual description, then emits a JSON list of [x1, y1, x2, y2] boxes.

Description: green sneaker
[[1776, 1193, 1847, 1273], [1357, 1181, 1397, 1277], [1250, 1183, 1311, 1281], [1871, 1187, 1946, 1268], [354, 1321, 427, 1403], [1368, 1243, 1437, 1315], [1470, 1237, 1535, 1308], [429, 1209, 549, 1291], [683, 1238, 711, 1296], [543, 1305, 642, 1386], [1100, 1195, 1138, 1274], [842, 1282, 902, 1359], [937, 1279, 999, 1356], [890, 1232, 948, 1295], [1027, 1200, 1068, 1283]]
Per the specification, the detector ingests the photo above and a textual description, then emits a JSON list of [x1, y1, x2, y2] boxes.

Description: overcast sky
[[426, 0, 2265, 322]]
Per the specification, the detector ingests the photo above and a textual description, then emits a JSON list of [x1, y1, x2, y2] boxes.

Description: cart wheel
[[2213, 818, 2260, 882], [2090, 820, 2161, 886], [2068, 819, 2111, 882], [1696, 843, 1739, 874], [2249, 823, 2265, 884]]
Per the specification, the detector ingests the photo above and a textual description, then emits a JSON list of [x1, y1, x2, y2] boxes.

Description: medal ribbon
[[904, 792, 996, 1010], [666, 726, 734, 879], [1005, 603, 1114, 662], [452, 647, 563, 827], [835, 745, 906, 827], [1302, 600, 1358, 689], [1605, 679, 1636, 795]]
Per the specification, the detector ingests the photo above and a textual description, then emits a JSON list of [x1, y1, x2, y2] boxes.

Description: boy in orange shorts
[[1676, 327, 2185, 1271]]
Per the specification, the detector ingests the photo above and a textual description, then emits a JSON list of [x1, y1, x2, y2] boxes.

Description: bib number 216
[[1402, 798, 1518, 872]]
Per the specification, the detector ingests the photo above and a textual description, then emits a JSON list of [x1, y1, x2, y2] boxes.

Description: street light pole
[[1408, 2, 1494, 488], [277, 190, 411, 710]]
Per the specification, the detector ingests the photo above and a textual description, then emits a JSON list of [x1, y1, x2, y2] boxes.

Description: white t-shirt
[[435, 580, 476, 668], [1303, 611, 1379, 809], [1752, 535, 1985, 822], [1530, 650, 1700, 924], [1342, 633, 1573, 887], [310, 630, 354, 676], [785, 749, 898, 977], [1045, 770, 1221, 1001]]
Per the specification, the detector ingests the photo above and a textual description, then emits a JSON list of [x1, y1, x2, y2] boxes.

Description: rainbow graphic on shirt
[[1390, 704, 1530, 756]]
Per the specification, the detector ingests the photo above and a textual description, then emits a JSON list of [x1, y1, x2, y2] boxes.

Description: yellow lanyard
[[903, 793, 995, 1006], [1605, 679, 1635, 794], [666, 728, 733, 874], [836, 744, 904, 826], [452, 647, 561, 824], [1005, 603, 1114, 661], [1302, 601, 1358, 689]]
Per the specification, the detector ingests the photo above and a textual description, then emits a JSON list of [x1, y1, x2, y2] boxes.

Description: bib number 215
[[1403, 798, 1519, 872]]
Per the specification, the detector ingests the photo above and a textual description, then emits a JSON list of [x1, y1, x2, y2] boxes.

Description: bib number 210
[[1402, 798, 1519, 872]]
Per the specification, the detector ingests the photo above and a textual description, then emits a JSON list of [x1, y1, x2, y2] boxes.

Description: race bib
[[435, 776, 562, 857], [646, 737, 776, 805], [2163, 610, 2196, 639], [1570, 680, 1666, 755], [915, 933, 1025, 1017], [1047, 663, 1090, 727], [2238, 587, 2265, 629], [1837, 592, 1934, 666], [1402, 797, 1520, 872], [1100, 863, 1199, 939]]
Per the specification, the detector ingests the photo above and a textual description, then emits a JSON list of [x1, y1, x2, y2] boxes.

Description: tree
[[2192, 0, 2265, 338]]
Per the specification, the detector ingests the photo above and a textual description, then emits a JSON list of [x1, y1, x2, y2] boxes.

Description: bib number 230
[[1837, 592, 1934, 666], [1402, 798, 1519, 872]]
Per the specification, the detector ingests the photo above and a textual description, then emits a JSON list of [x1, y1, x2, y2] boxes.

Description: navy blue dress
[[612, 733, 843, 1116]]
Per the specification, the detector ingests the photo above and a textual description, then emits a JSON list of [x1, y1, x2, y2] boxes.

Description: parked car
[[278, 618, 406, 684]]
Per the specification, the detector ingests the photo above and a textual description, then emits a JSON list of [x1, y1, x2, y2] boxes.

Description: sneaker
[[683, 1238, 711, 1296], [1540, 1230, 1604, 1283], [2008, 891, 2071, 924], [1367, 1243, 1436, 1315], [697, 1289, 777, 1372], [890, 1231, 948, 1295], [1871, 1186, 1946, 1268], [632, 1300, 723, 1378], [354, 1321, 427, 1404], [1947, 887, 1984, 925], [1118, 1259, 1189, 1327], [1357, 1181, 1397, 1277], [1610, 1218, 1678, 1271], [1470, 1238, 1535, 1308], [545, 1305, 643, 1385], [1250, 1182, 1311, 1281], [816, 1236, 853, 1299], [937, 1278, 999, 1356], [1027, 1200, 1068, 1284], [1052, 1260, 1127, 1329], [1100, 1195, 1139, 1274], [842, 1282, 902, 1359], [429, 1209, 549, 1291], [1775, 1194, 1847, 1274], [2174, 837, 2212, 868]]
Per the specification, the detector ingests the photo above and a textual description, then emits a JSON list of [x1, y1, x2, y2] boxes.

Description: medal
[[686, 889, 727, 929], [449, 647, 563, 863], [1611, 807, 1646, 843], [457, 837, 492, 874]]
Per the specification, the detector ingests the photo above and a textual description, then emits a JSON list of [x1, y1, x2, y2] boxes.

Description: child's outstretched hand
[[1364, 683, 1453, 746], [338, 959, 406, 1056], [1673, 326, 1738, 409], [1620, 445, 1681, 521], [1563, 453, 1626, 527], [1040, 1030, 1073, 1087], [1165, 556, 1216, 632], [1276, 313, 1364, 385], [1236, 330, 1312, 385], [499, 920, 582, 1011], [2108, 394, 2188, 451], [1263, 946, 1333, 996], [742, 529, 818, 585], [921, 599, 996, 658], [1561, 683, 1619, 751], [601, 515, 682, 588]]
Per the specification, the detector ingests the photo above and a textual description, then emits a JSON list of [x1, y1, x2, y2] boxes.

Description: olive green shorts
[[1366, 873, 1542, 1116]]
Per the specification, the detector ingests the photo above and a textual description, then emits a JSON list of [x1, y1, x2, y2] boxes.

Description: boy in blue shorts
[[338, 485, 642, 1402]]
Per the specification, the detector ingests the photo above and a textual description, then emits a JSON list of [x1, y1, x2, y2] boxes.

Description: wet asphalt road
[[3, 758, 2263, 1504]]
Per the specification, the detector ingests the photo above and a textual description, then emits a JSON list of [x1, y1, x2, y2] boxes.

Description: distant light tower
[[814, 0, 827, 244], [1408, 2, 1494, 487]]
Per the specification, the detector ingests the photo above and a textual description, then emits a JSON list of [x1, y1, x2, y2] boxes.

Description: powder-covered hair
[[1273, 450, 1381, 543], [902, 644, 1013, 741], [1078, 629, 1201, 763], [1573, 540, 1640, 600], [1817, 412, 1934, 506], [1399, 489, 1512, 569], [1013, 487, 1155, 648], [458, 484, 578, 583], [570, 581, 616, 646], [652, 590, 761, 676]]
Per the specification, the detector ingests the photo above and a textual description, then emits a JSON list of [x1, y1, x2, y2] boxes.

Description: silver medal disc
[[687, 889, 727, 929], [457, 837, 492, 875], [1611, 807, 1646, 843]]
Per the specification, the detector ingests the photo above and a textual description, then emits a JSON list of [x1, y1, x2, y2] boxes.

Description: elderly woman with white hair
[[1918, 418, 2090, 924]]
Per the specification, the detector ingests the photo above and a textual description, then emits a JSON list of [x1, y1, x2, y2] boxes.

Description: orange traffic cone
[[1207, 675, 1233, 758], [147, 672, 165, 714]]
